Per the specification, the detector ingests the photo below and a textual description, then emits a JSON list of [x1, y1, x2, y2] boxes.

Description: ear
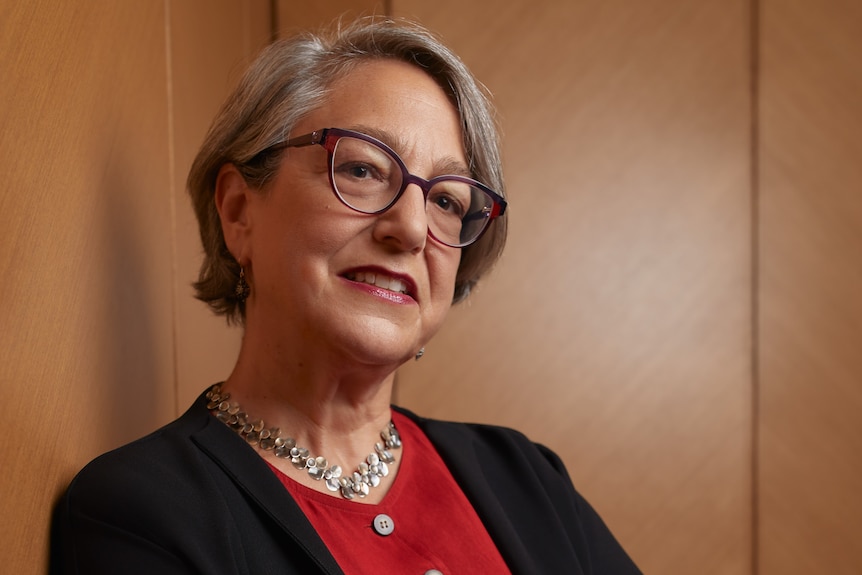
[[215, 163, 253, 264]]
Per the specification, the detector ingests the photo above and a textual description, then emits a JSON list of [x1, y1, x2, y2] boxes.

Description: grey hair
[[187, 17, 507, 324]]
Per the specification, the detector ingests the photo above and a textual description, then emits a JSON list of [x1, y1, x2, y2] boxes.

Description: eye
[[433, 194, 454, 211], [343, 163, 376, 180], [428, 188, 467, 218], [332, 137, 395, 186]]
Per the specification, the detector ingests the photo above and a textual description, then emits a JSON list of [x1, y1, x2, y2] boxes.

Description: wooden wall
[[758, 1, 862, 573], [1, 0, 859, 573], [0, 1, 270, 573], [389, 2, 752, 573]]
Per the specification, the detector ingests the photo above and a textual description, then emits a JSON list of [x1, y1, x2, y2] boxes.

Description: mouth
[[342, 268, 417, 300]]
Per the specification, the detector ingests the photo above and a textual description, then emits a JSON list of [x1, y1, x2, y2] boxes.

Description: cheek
[[262, 193, 359, 256], [428, 248, 461, 305]]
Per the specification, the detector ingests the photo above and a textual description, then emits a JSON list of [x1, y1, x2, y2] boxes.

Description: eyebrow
[[348, 124, 473, 179]]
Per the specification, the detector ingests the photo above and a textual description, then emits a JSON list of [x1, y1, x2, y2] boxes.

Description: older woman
[[52, 18, 641, 575]]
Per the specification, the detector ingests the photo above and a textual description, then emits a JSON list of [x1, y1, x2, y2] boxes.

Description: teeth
[[350, 271, 408, 294]]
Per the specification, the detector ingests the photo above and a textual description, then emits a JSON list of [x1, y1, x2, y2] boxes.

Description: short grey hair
[[187, 17, 507, 324]]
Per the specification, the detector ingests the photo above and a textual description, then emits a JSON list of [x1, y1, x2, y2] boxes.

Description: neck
[[220, 324, 401, 466]]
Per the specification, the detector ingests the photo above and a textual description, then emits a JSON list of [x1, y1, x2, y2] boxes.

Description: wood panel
[[276, 0, 385, 36], [758, 0, 862, 572], [391, 2, 753, 573], [0, 2, 174, 573], [0, 1, 272, 572], [5, 0, 854, 572], [171, 0, 272, 411]]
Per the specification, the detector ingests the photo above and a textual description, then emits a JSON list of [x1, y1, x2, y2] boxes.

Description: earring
[[235, 268, 250, 302], [415, 347, 425, 361]]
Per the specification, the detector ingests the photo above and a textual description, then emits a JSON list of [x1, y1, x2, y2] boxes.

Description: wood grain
[[0, 2, 174, 572], [759, 0, 862, 572], [4, 0, 857, 572], [170, 0, 271, 411], [276, 0, 386, 35], [0, 1, 270, 571], [391, 1, 753, 573]]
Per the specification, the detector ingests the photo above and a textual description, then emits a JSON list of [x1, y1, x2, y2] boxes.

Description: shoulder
[[392, 406, 643, 574], [393, 405, 575, 509], [69, 395, 212, 489], [394, 405, 566, 470], [51, 392, 270, 573], [58, 393, 225, 533]]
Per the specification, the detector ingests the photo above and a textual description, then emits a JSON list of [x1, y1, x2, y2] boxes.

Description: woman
[[52, 18, 641, 574]]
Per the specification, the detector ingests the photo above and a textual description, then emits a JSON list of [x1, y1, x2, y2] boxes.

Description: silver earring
[[235, 268, 250, 302], [415, 347, 425, 361]]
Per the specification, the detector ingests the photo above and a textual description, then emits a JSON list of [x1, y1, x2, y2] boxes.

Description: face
[[237, 59, 466, 367]]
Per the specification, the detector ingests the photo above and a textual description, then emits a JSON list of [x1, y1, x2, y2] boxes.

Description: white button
[[425, 570, 444, 575], [372, 513, 395, 536]]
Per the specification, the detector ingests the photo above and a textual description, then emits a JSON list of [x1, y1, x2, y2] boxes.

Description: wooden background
[[1, 0, 859, 573]]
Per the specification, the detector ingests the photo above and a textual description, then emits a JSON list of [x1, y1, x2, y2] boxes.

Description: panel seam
[[749, 0, 762, 573], [164, 0, 180, 418]]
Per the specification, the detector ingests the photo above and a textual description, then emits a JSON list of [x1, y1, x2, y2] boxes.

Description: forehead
[[324, 58, 453, 107], [298, 59, 467, 165]]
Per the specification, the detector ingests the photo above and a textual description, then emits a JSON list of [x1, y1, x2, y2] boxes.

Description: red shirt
[[268, 410, 512, 574]]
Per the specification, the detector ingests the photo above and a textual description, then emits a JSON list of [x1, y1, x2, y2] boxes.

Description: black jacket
[[51, 391, 641, 574]]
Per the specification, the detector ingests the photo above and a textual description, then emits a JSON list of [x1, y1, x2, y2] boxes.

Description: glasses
[[270, 128, 507, 248]]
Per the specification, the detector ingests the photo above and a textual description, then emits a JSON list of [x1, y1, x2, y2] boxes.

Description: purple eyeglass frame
[[262, 127, 507, 248]]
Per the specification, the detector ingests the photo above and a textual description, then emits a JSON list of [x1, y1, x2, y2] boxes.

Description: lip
[[340, 265, 419, 303]]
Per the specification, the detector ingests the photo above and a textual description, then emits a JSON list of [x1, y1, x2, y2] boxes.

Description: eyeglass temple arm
[[484, 200, 506, 219], [283, 130, 325, 149], [462, 202, 506, 226]]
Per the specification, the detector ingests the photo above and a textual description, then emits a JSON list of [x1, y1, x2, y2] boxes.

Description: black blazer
[[51, 391, 641, 574]]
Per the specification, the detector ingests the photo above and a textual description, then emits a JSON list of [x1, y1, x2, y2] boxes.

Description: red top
[[267, 410, 512, 574]]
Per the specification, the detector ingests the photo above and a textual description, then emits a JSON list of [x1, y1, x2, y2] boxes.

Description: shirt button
[[372, 513, 395, 536], [425, 570, 444, 575]]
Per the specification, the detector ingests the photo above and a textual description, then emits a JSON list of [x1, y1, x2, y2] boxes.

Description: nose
[[371, 183, 428, 253]]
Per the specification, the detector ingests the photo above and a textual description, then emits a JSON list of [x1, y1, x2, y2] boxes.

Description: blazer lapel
[[189, 397, 344, 575]]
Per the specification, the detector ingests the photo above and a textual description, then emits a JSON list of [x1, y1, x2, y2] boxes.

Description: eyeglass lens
[[330, 136, 495, 247]]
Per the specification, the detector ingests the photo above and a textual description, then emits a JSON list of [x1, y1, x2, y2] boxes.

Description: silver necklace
[[206, 384, 401, 500]]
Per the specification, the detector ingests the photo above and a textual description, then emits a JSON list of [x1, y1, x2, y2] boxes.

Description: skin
[[215, 59, 467, 502]]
